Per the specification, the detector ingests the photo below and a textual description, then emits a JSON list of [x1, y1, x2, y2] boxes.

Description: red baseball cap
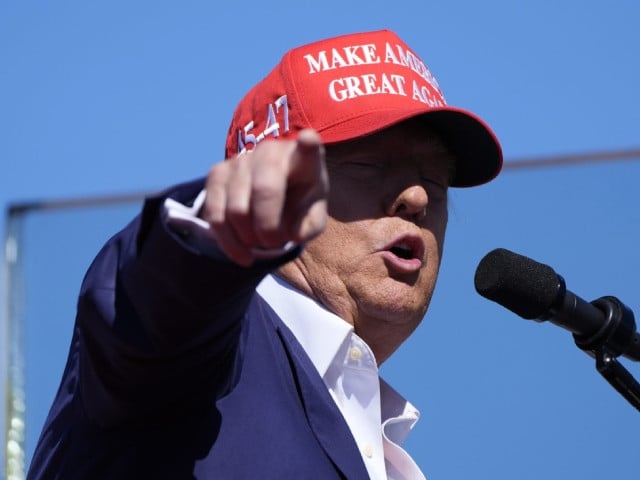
[[225, 29, 502, 187]]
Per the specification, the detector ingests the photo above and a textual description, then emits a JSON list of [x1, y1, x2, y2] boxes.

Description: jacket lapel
[[274, 321, 369, 479]]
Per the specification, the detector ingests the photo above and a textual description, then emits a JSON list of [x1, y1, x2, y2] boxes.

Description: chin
[[364, 287, 431, 323], [385, 274, 433, 301]]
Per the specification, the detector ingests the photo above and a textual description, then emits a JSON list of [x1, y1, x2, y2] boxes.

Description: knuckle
[[226, 197, 249, 217], [207, 162, 228, 184], [252, 180, 283, 204]]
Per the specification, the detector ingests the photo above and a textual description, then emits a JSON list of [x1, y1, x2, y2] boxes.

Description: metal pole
[[3, 207, 27, 480]]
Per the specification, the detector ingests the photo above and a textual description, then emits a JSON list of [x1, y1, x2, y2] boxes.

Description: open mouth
[[385, 236, 424, 263], [390, 244, 415, 260]]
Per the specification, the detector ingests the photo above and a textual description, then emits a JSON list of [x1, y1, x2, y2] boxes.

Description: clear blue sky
[[2, 1, 640, 478]]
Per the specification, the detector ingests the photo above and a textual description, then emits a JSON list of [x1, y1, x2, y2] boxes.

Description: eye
[[328, 157, 384, 181], [347, 161, 383, 170], [420, 175, 446, 188]]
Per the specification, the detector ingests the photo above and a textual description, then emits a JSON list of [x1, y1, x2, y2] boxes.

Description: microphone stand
[[572, 296, 640, 412]]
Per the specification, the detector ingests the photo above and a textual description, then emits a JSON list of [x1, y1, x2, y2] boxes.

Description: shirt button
[[349, 346, 362, 361], [362, 443, 374, 458]]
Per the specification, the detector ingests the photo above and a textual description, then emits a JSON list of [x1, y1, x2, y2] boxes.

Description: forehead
[[325, 117, 453, 160]]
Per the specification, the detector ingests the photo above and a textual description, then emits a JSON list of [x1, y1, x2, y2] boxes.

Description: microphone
[[474, 248, 640, 362]]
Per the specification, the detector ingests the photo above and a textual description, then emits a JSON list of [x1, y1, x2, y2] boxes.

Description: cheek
[[327, 181, 379, 222], [304, 218, 375, 280], [306, 219, 354, 264], [428, 204, 448, 250]]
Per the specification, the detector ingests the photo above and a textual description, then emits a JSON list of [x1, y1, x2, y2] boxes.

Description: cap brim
[[420, 108, 503, 187], [320, 106, 502, 188]]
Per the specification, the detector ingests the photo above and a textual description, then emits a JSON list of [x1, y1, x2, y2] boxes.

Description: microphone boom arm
[[573, 295, 640, 412], [595, 350, 640, 413]]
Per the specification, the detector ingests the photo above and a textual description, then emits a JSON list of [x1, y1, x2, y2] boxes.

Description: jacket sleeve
[[75, 178, 299, 427]]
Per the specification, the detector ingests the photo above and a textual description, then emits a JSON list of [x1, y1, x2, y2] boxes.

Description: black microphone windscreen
[[474, 248, 562, 319]]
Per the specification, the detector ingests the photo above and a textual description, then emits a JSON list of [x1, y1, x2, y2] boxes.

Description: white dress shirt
[[257, 275, 426, 480], [164, 193, 426, 480]]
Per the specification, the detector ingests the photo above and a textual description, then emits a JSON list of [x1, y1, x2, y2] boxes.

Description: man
[[28, 29, 502, 479]]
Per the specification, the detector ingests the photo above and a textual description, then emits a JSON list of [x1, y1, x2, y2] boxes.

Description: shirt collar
[[256, 273, 353, 379], [256, 274, 419, 416]]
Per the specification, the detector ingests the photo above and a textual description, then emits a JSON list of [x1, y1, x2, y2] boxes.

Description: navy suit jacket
[[27, 179, 370, 479]]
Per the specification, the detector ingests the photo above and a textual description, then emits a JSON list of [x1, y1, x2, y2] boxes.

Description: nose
[[386, 183, 429, 222]]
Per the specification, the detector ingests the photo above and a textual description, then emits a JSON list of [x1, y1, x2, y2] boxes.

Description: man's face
[[280, 118, 453, 359]]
